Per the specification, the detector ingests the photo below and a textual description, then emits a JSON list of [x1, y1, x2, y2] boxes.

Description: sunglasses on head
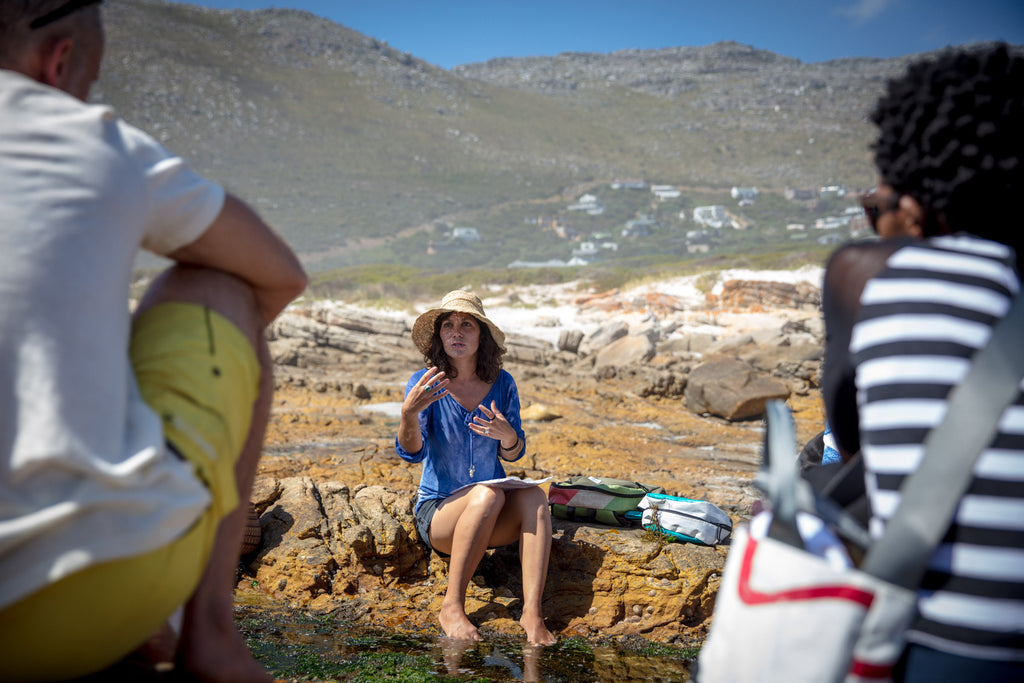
[[29, 0, 102, 30], [859, 191, 901, 233]]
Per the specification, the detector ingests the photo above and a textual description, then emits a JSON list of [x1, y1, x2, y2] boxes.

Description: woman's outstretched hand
[[397, 368, 449, 455], [470, 400, 517, 449], [402, 368, 449, 416]]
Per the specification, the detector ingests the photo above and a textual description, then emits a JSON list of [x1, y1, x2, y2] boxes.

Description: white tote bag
[[697, 518, 918, 683], [700, 298, 1024, 682]]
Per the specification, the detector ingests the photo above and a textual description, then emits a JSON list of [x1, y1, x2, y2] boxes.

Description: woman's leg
[[491, 487, 556, 645], [430, 485, 556, 645], [429, 485, 507, 641]]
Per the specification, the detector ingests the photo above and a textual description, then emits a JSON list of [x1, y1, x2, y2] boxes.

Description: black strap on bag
[[760, 292, 1024, 588], [802, 454, 870, 527], [761, 404, 874, 551]]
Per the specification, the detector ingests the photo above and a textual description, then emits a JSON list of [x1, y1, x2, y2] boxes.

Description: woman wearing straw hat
[[396, 290, 556, 646]]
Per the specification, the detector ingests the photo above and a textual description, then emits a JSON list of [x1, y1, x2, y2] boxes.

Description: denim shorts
[[414, 496, 448, 555]]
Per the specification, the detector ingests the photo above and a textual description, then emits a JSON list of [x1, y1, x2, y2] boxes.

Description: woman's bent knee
[[510, 485, 548, 511], [467, 485, 505, 512]]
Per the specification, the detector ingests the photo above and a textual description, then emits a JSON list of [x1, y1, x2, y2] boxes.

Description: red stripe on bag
[[849, 659, 894, 679], [548, 489, 575, 505], [737, 537, 875, 608]]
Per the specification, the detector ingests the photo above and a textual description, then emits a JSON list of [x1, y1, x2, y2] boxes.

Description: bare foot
[[439, 601, 481, 641], [520, 614, 556, 646], [177, 608, 273, 683], [126, 619, 179, 669]]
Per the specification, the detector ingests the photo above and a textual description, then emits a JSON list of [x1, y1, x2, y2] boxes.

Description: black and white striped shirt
[[848, 235, 1023, 661]]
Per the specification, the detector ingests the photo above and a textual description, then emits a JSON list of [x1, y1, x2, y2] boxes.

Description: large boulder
[[593, 334, 656, 374], [521, 403, 563, 422], [310, 302, 409, 338], [251, 478, 427, 609], [491, 522, 724, 641], [633, 366, 689, 398], [684, 358, 791, 420], [557, 329, 584, 354], [271, 312, 414, 358], [708, 279, 820, 310], [505, 335, 550, 366], [579, 321, 629, 357], [245, 476, 725, 643]]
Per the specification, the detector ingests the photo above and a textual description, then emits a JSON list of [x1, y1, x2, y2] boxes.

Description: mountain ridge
[[95, 1, 1000, 272]]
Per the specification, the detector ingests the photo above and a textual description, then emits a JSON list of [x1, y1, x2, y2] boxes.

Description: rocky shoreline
[[245, 272, 828, 645]]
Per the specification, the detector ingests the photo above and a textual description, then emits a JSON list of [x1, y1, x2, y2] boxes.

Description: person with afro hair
[[822, 43, 1024, 682]]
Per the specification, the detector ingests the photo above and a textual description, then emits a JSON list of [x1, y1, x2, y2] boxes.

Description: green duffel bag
[[547, 475, 665, 526]]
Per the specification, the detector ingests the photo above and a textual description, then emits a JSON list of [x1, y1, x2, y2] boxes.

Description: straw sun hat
[[411, 290, 507, 356]]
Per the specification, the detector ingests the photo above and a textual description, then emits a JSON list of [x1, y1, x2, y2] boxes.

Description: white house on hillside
[[568, 194, 605, 215], [622, 217, 657, 237], [610, 179, 646, 190], [452, 227, 482, 242], [820, 184, 847, 198], [814, 216, 851, 230], [651, 184, 681, 201], [785, 187, 817, 201], [571, 240, 618, 259], [692, 205, 731, 229]]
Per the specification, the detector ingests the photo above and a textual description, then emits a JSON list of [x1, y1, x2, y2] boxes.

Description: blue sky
[[167, 0, 1024, 69]]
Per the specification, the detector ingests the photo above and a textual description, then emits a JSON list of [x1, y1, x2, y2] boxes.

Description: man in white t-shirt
[[0, 1, 308, 681]]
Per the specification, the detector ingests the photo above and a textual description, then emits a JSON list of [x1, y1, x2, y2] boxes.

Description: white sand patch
[[481, 267, 824, 350], [311, 268, 826, 351]]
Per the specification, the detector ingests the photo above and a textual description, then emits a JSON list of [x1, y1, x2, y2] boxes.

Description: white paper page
[[450, 476, 552, 495]]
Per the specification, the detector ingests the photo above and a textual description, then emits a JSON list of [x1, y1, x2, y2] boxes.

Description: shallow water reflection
[[236, 597, 695, 682]]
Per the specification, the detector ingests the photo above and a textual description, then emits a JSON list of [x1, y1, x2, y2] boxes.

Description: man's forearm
[[169, 194, 307, 325]]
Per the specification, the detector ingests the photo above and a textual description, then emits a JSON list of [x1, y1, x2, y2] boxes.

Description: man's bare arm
[[168, 194, 308, 325]]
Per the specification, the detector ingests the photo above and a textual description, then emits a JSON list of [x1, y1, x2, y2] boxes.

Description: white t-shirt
[[0, 69, 226, 609]]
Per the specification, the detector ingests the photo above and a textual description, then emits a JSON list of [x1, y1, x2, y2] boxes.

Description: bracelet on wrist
[[501, 437, 520, 452]]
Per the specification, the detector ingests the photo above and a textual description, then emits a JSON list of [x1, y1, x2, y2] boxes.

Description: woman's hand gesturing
[[402, 368, 449, 416], [470, 400, 519, 451]]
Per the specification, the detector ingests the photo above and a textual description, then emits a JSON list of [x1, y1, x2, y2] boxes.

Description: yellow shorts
[[132, 302, 260, 522], [0, 303, 260, 682]]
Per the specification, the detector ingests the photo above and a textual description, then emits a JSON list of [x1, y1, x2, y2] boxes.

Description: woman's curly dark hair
[[425, 312, 503, 384], [870, 43, 1024, 248]]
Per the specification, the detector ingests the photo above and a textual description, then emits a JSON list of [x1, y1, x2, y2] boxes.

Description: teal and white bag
[[638, 492, 733, 546]]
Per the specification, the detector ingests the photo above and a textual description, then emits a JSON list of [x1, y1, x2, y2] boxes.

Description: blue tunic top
[[395, 368, 526, 513]]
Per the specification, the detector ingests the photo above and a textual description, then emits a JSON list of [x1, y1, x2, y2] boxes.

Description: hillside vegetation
[[97, 1, 947, 275]]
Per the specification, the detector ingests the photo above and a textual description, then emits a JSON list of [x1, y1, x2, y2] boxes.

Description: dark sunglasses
[[859, 191, 901, 233], [30, 0, 103, 30]]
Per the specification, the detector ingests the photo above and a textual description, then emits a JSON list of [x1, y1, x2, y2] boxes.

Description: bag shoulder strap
[[863, 291, 1024, 586]]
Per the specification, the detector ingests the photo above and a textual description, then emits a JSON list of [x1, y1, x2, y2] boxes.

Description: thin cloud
[[837, 0, 894, 26]]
